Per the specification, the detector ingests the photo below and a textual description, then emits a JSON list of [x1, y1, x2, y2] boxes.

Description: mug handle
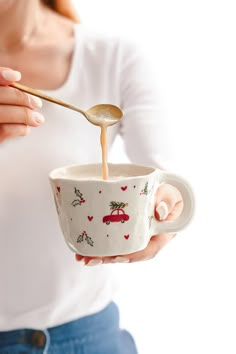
[[152, 171, 195, 234]]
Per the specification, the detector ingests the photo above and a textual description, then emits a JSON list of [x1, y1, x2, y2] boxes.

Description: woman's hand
[[0, 68, 44, 143], [75, 183, 183, 266]]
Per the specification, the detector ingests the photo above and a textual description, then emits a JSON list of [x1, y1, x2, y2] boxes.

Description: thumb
[[155, 201, 169, 221], [0, 67, 21, 85], [155, 184, 183, 221]]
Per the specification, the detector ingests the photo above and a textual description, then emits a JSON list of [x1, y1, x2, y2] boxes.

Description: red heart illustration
[[121, 186, 127, 191], [88, 216, 93, 221], [124, 234, 130, 239], [56, 186, 60, 193]]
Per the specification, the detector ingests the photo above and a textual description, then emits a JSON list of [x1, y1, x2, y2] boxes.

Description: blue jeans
[[0, 302, 138, 354]]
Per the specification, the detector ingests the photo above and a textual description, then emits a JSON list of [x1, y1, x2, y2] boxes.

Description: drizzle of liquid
[[91, 109, 119, 181], [100, 125, 108, 180]]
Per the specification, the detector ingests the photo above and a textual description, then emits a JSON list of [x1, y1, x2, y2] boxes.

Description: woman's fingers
[[0, 68, 21, 84], [75, 233, 176, 265], [0, 68, 40, 109], [0, 124, 30, 142], [117, 233, 176, 263], [0, 104, 44, 126], [0, 68, 44, 143], [155, 184, 183, 221], [0, 86, 42, 109]]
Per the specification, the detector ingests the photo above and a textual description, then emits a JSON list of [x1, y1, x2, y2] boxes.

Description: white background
[[73, 1, 236, 353]]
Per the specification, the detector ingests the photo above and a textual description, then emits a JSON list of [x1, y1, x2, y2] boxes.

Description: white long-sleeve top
[[0, 24, 171, 330]]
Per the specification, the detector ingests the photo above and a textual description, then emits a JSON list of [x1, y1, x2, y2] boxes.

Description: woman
[[0, 0, 183, 353]]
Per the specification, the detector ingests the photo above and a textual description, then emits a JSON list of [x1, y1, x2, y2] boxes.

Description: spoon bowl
[[10, 83, 123, 127], [87, 103, 123, 126]]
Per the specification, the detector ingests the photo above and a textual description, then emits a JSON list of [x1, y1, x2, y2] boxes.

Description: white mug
[[49, 163, 194, 256]]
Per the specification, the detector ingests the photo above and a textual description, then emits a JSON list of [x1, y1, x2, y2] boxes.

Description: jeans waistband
[[0, 302, 119, 347]]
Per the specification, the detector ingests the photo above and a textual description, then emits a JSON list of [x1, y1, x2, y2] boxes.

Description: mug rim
[[49, 162, 157, 181]]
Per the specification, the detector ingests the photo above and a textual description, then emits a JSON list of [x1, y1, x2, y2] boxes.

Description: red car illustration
[[103, 208, 129, 225]]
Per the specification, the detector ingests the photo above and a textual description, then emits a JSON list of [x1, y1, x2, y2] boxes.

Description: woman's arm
[[119, 41, 172, 170]]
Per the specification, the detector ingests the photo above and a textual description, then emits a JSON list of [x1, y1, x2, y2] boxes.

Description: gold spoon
[[10, 82, 123, 127]]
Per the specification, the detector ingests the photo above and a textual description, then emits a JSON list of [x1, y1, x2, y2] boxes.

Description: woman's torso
[[0, 22, 122, 330]]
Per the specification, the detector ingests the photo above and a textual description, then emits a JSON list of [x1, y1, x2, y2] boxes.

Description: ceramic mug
[[49, 163, 194, 256]]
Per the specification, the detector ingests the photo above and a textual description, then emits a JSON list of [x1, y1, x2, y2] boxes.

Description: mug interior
[[49, 163, 155, 180]]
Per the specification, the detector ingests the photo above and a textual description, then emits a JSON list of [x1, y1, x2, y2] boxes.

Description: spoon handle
[[10, 82, 88, 118]]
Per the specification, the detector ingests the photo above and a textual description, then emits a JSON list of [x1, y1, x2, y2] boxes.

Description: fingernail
[[87, 259, 103, 266], [2, 69, 21, 81], [32, 112, 45, 125], [112, 257, 130, 263], [156, 201, 169, 220], [29, 95, 43, 108]]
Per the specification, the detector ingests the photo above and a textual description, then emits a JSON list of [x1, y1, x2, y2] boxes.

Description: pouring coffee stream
[[11, 82, 124, 180]]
